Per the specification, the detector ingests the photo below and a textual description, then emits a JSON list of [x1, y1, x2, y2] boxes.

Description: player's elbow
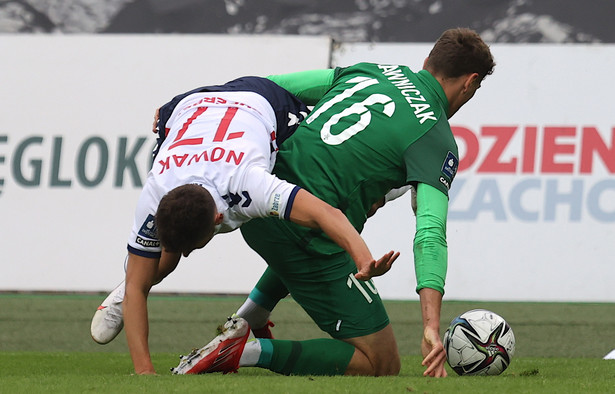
[[305, 203, 345, 230], [322, 205, 347, 226]]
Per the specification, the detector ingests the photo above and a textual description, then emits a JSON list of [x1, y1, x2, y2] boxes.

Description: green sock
[[249, 268, 289, 311], [257, 338, 354, 376]]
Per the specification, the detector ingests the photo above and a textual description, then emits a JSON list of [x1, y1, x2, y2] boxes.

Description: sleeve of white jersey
[[126, 177, 163, 258], [236, 166, 301, 221]]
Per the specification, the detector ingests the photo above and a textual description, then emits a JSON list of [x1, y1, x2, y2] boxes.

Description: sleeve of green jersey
[[403, 116, 458, 197], [266, 69, 334, 106], [413, 182, 448, 295]]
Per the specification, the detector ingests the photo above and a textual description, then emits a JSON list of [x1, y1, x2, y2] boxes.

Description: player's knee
[[346, 346, 399, 376], [373, 350, 401, 376], [345, 325, 401, 376]]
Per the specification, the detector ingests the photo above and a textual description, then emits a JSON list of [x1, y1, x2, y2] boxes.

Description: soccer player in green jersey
[[173, 28, 495, 378]]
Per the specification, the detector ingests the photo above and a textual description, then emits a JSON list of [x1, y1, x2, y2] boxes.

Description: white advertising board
[[2, 36, 613, 302], [335, 43, 615, 302], [0, 34, 331, 295]]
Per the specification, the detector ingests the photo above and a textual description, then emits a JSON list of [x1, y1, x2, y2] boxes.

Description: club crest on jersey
[[138, 214, 158, 239], [441, 151, 459, 180]]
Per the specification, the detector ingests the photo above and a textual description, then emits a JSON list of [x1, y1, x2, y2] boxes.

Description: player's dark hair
[[426, 28, 495, 82], [155, 184, 217, 254]]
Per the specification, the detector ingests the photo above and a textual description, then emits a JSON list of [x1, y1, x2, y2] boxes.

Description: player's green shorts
[[241, 218, 390, 339]]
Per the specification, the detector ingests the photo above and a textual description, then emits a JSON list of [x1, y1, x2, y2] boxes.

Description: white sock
[[236, 298, 271, 329], [239, 338, 262, 367]]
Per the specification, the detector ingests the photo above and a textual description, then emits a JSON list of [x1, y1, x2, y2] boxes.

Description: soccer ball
[[443, 309, 515, 376]]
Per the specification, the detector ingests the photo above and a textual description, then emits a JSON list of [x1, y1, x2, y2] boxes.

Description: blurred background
[[2, 0, 614, 43]]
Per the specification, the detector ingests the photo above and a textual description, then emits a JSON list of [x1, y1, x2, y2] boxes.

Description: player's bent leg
[[236, 267, 289, 338], [254, 338, 354, 375], [343, 323, 401, 376], [173, 322, 396, 376], [239, 219, 397, 376], [174, 317, 354, 376], [243, 334, 394, 376]]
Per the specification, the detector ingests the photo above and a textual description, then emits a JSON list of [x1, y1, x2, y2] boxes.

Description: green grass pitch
[[1, 293, 614, 393]]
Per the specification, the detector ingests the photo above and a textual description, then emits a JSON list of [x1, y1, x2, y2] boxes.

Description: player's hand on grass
[[133, 365, 157, 375], [354, 251, 400, 281], [131, 371, 157, 376], [421, 326, 448, 378]]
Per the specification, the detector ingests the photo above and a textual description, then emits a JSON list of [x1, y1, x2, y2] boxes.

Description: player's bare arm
[[156, 250, 181, 282], [123, 252, 162, 374], [288, 189, 399, 280], [419, 287, 447, 377]]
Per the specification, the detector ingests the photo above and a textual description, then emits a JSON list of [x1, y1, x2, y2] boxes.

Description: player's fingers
[[423, 353, 446, 377], [388, 251, 400, 265], [424, 365, 446, 378], [432, 355, 447, 376], [377, 251, 399, 268], [439, 367, 448, 378], [422, 344, 445, 367], [422, 360, 437, 377], [373, 256, 393, 276], [431, 358, 447, 378], [357, 251, 401, 280], [421, 346, 437, 365]]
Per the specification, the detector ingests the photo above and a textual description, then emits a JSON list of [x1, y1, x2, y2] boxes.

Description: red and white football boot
[[171, 316, 251, 375]]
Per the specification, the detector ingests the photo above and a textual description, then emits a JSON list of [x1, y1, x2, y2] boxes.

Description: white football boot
[[90, 281, 125, 344]]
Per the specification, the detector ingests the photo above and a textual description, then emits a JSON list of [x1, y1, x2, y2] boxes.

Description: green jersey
[[272, 62, 459, 256]]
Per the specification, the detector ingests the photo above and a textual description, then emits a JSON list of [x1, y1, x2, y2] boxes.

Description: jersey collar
[[416, 69, 449, 115]]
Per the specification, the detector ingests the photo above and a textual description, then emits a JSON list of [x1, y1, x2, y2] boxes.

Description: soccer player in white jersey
[[91, 76, 398, 375]]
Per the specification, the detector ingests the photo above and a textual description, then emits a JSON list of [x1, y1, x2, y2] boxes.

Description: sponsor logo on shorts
[[138, 214, 158, 239], [136, 236, 160, 248]]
